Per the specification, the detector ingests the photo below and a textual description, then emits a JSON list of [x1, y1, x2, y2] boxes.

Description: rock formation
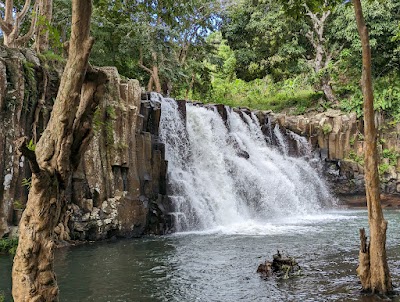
[[265, 109, 400, 196], [0, 47, 170, 239], [1, 45, 399, 240]]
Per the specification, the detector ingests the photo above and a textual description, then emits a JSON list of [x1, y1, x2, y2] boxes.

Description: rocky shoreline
[[339, 194, 400, 209]]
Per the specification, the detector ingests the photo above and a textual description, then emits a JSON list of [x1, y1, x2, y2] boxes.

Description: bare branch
[[4, 0, 13, 23], [15, 0, 39, 46], [15, 0, 32, 28], [138, 48, 153, 75]]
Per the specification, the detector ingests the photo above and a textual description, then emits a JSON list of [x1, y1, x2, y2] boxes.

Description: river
[[1, 209, 400, 301]]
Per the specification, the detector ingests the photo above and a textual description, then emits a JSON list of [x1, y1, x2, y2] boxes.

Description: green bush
[[347, 150, 364, 166], [382, 148, 400, 166], [340, 74, 400, 122], [0, 237, 19, 255], [207, 75, 321, 112]]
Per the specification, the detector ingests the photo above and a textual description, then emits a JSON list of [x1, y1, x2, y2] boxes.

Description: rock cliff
[[266, 109, 400, 196], [0, 47, 170, 239]]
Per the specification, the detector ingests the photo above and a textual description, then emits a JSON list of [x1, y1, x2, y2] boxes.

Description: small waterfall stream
[[159, 97, 335, 233]]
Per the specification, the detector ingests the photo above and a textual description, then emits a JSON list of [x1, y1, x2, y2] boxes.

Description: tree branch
[[15, 0, 32, 28], [0, 18, 12, 35], [138, 48, 153, 74], [15, 0, 39, 46]]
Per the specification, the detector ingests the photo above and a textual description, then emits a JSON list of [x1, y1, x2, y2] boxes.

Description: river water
[[1, 209, 400, 301]]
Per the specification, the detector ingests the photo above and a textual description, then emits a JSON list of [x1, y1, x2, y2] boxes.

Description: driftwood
[[257, 251, 301, 279]]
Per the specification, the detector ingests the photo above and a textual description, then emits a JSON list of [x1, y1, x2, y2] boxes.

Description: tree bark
[[353, 0, 392, 294], [139, 49, 162, 93], [304, 2, 337, 104], [12, 1, 107, 301], [0, 0, 39, 48], [35, 0, 53, 53]]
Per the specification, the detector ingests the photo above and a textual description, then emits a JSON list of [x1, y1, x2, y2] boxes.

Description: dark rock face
[[0, 48, 170, 239], [0, 46, 61, 238]]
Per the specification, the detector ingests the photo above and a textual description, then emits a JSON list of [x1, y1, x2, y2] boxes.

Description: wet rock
[[257, 251, 301, 279]]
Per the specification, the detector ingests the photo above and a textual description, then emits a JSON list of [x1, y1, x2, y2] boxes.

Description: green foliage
[[93, 107, 103, 133], [207, 74, 320, 112], [382, 149, 400, 166], [23, 61, 36, 84], [90, 0, 220, 95], [339, 73, 400, 121], [105, 106, 116, 145], [37, 15, 64, 53], [22, 177, 32, 190], [322, 124, 333, 135], [221, 0, 308, 82], [105, 106, 116, 120], [0, 237, 18, 255], [38, 51, 65, 64], [378, 162, 390, 177], [27, 139, 36, 151], [347, 150, 364, 166], [0, 292, 4, 302], [340, 90, 364, 118], [13, 200, 25, 210], [373, 75, 400, 122], [349, 136, 355, 147]]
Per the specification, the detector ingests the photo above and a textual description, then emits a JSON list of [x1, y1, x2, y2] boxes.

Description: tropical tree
[[90, 0, 221, 95], [353, 0, 392, 293], [12, 0, 107, 300]]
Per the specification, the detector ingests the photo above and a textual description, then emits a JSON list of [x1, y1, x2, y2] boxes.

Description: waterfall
[[159, 97, 335, 233]]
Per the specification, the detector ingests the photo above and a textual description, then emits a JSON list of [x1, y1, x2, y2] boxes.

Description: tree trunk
[[147, 75, 154, 92], [35, 0, 53, 53], [304, 4, 337, 104], [151, 52, 162, 93], [353, 0, 392, 294], [321, 80, 336, 103], [12, 1, 107, 301]]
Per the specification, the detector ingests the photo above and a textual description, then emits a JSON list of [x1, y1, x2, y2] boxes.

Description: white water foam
[[159, 97, 337, 234]]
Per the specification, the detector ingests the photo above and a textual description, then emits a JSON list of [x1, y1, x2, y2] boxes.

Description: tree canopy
[[0, 0, 399, 116]]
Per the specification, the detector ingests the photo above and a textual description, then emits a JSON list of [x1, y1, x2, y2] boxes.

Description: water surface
[[2, 209, 400, 301]]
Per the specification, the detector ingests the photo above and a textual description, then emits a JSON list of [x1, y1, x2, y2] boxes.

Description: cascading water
[[159, 96, 335, 234]]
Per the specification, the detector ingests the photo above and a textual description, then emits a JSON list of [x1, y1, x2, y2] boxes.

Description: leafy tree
[[221, 0, 308, 82], [90, 0, 221, 95], [331, 0, 400, 83]]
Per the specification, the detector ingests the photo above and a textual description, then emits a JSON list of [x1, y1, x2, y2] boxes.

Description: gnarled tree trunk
[[353, 0, 392, 294], [12, 1, 107, 301]]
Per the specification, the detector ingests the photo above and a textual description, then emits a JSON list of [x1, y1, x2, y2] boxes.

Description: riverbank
[[339, 194, 400, 208]]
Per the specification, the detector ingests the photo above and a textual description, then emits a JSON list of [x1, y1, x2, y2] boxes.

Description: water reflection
[[56, 238, 176, 302], [1, 210, 400, 301]]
